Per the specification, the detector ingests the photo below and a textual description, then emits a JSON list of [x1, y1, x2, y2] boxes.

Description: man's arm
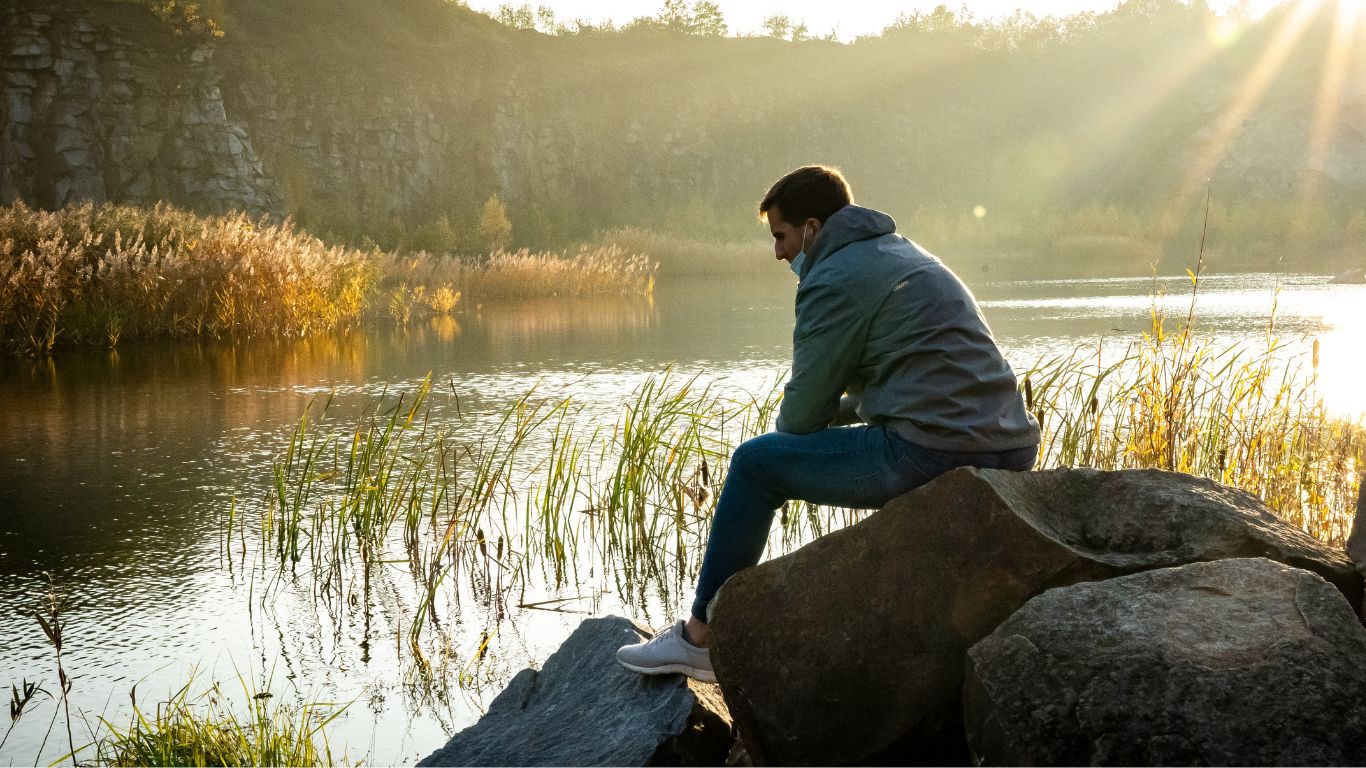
[[775, 280, 868, 434]]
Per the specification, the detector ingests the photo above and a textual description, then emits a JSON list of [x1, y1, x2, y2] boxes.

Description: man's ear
[[806, 217, 823, 239]]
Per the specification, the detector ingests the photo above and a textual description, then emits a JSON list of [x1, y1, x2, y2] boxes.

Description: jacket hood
[[805, 205, 897, 273]]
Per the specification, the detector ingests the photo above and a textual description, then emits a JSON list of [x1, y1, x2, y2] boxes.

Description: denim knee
[[727, 433, 774, 480]]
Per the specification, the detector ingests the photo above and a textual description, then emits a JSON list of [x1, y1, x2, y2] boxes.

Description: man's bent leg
[[689, 425, 938, 624]]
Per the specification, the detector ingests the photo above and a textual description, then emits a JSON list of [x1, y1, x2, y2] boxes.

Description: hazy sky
[[465, 0, 1283, 40]]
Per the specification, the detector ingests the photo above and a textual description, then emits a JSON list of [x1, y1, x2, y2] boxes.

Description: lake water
[[1, 271, 1363, 764]]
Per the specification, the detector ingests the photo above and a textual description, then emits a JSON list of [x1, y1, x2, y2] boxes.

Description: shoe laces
[[645, 621, 683, 646]]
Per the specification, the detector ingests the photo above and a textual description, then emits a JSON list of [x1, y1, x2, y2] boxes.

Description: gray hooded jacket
[[775, 204, 1040, 452]]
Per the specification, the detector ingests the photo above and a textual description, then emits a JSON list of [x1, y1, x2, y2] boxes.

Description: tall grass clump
[[1025, 270, 1365, 543], [0, 200, 372, 353], [96, 674, 348, 767]]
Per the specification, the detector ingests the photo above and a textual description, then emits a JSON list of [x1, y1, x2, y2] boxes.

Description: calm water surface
[[1, 271, 1363, 764]]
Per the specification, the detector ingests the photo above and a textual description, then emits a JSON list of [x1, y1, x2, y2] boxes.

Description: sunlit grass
[[95, 673, 349, 767], [378, 245, 655, 305], [0, 202, 660, 351], [1027, 262, 1364, 540], [0, 201, 372, 354]]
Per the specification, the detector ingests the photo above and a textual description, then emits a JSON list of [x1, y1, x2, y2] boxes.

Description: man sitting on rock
[[617, 165, 1041, 683]]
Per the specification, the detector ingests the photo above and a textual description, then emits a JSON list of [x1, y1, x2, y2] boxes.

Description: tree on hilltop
[[762, 14, 810, 42], [628, 0, 727, 36]]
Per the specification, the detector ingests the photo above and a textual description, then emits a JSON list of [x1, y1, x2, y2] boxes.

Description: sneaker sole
[[617, 658, 717, 684]]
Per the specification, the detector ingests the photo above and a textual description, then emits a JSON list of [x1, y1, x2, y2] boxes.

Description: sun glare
[[1302, 0, 1366, 209], [1166, 0, 1366, 232]]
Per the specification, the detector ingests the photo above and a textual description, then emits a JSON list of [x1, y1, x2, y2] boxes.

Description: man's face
[[766, 205, 810, 264]]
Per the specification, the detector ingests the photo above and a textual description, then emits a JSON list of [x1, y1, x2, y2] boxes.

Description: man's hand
[[829, 393, 864, 427]]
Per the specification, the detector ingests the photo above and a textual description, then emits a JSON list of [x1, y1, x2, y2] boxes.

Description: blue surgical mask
[[789, 225, 812, 278]]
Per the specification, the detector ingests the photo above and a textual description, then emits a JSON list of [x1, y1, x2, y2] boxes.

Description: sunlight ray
[[1301, 0, 1363, 210], [1070, 41, 1220, 186], [1166, 0, 1323, 232]]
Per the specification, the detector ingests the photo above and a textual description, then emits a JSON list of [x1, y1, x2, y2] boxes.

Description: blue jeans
[[690, 425, 1037, 622]]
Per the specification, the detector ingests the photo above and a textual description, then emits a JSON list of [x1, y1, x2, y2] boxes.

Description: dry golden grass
[[1026, 287, 1364, 545], [0, 202, 662, 349], [0, 201, 372, 353], [377, 245, 655, 303]]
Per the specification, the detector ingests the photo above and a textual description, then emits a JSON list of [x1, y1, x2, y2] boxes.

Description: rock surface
[[0, 1, 280, 214], [1329, 268, 1366, 284], [1346, 479, 1366, 605], [964, 558, 1366, 765], [707, 467, 1361, 766], [417, 616, 732, 767]]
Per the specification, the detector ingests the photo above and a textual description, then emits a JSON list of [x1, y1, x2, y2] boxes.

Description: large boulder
[[708, 467, 1361, 766], [1344, 479, 1366, 587], [964, 558, 1366, 765], [418, 616, 733, 766]]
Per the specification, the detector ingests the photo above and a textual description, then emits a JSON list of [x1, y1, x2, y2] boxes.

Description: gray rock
[[8, 41, 48, 58], [11, 55, 52, 70], [1329, 267, 1366, 284], [965, 558, 1366, 765], [417, 616, 733, 767], [1346, 480, 1366, 597], [5, 71, 38, 89], [54, 125, 86, 153], [61, 147, 93, 168], [708, 468, 1361, 766], [6, 92, 32, 124]]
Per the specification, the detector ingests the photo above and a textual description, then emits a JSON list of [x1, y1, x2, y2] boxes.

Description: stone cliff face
[[1, 0, 1363, 246], [0, 2, 278, 215]]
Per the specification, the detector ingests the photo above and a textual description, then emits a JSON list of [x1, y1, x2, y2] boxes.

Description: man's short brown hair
[[759, 165, 854, 227]]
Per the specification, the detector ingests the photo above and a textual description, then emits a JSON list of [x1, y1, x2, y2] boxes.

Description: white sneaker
[[616, 620, 715, 683]]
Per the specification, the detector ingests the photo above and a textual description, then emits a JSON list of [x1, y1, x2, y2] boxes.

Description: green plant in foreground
[[96, 675, 349, 767], [34, 572, 77, 765]]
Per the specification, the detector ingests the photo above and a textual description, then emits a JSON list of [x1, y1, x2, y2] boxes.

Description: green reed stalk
[[97, 672, 348, 767]]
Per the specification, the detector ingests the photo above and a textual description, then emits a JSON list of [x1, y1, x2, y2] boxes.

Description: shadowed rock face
[[965, 558, 1366, 766], [417, 616, 732, 767], [707, 467, 1361, 766]]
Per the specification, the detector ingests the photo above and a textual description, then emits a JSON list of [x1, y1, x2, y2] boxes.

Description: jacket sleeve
[[775, 279, 868, 434]]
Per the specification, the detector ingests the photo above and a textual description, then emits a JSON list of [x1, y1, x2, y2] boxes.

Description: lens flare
[[1206, 15, 1245, 48]]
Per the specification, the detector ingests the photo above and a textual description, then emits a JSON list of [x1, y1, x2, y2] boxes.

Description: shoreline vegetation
[[0, 201, 655, 355]]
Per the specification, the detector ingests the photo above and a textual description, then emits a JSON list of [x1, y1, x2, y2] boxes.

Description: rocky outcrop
[[707, 467, 1360, 766], [417, 616, 733, 767], [0, 2, 278, 214], [964, 558, 1366, 765], [5, 0, 1366, 250]]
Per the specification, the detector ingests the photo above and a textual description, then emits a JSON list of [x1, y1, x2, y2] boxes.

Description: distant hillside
[[2, 0, 1363, 269]]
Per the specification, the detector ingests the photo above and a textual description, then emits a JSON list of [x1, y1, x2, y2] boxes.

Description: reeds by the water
[[96, 674, 348, 767], [0, 202, 657, 352], [247, 322, 1364, 652], [1026, 286, 1364, 541], [377, 245, 655, 304], [0, 201, 372, 353]]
